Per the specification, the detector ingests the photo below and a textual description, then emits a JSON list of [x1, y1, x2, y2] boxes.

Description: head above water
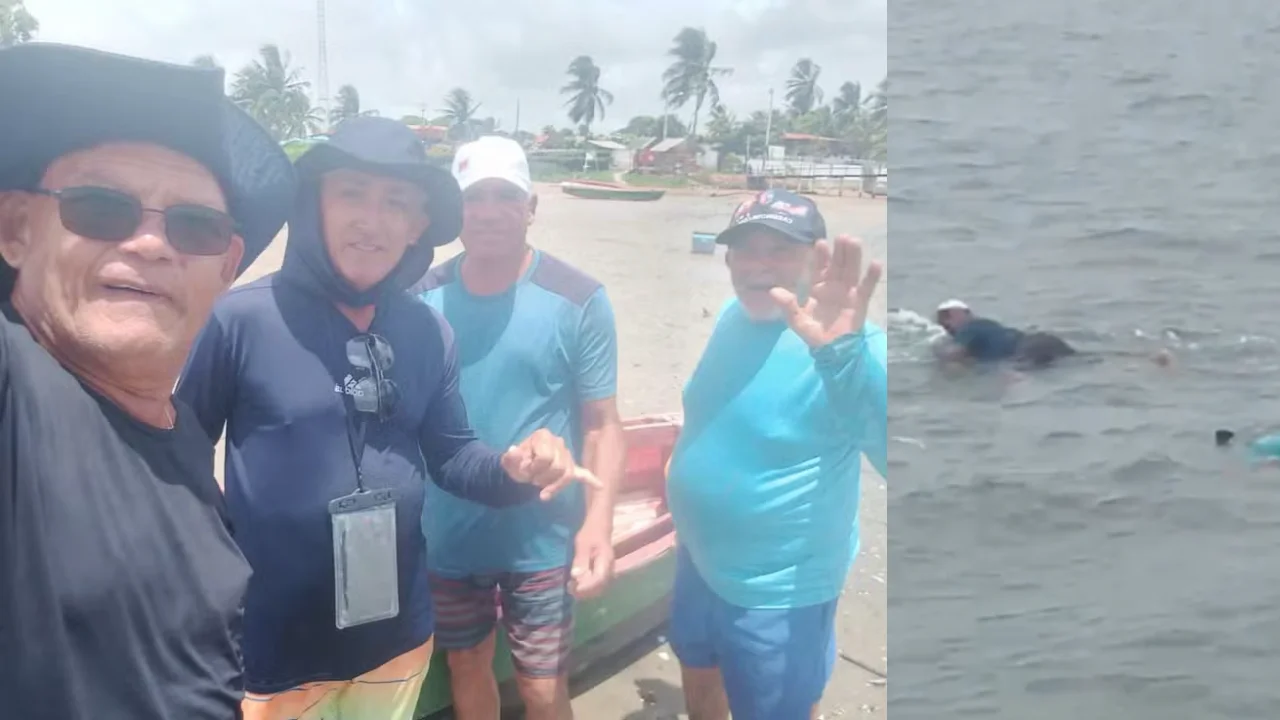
[[716, 189, 826, 322], [452, 136, 537, 262], [291, 116, 462, 305], [0, 43, 294, 397], [935, 299, 973, 335]]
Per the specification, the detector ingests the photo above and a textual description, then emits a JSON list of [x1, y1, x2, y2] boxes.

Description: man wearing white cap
[[413, 136, 624, 719], [934, 299, 1075, 366]]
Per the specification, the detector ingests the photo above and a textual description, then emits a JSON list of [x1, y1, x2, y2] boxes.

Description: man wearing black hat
[[176, 116, 599, 720], [664, 190, 887, 720], [0, 44, 295, 719]]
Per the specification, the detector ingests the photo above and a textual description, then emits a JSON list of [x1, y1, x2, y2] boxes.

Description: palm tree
[[0, 0, 39, 47], [330, 84, 363, 125], [865, 77, 887, 127], [705, 103, 736, 145], [660, 27, 732, 140], [190, 55, 221, 70], [863, 77, 887, 162], [439, 88, 481, 141], [560, 55, 613, 139], [785, 59, 824, 115], [832, 81, 862, 122], [230, 44, 322, 140]]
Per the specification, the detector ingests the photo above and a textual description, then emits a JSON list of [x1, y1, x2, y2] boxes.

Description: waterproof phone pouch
[[329, 488, 400, 629]]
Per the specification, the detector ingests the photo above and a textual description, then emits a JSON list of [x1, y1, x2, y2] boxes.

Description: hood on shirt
[[280, 117, 462, 307]]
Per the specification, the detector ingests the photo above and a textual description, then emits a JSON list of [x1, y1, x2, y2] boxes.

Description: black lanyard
[[342, 404, 369, 494], [328, 310, 373, 495]]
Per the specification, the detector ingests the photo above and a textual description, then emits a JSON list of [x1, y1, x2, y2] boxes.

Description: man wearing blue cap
[[665, 190, 887, 720], [0, 43, 295, 720], [177, 116, 600, 720]]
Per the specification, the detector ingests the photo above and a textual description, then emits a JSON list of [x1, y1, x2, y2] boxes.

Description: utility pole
[[514, 98, 521, 137], [315, 0, 330, 132], [763, 88, 774, 156]]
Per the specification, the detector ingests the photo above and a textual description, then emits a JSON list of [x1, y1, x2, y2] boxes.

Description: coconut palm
[[660, 27, 732, 140], [439, 87, 481, 140], [561, 55, 614, 139], [705, 103, 736, 145], [863, 77, 887, 161], [230, 44, 322, 140], [785, 58, 824, 115], [0, 0, 38, 47], [330, 84, 372, 125], [865, 77, 887, 128], [832, 81, 862, 122]]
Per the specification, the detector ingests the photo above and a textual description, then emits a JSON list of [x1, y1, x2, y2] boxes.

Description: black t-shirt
[[0, 305, 252, 720]]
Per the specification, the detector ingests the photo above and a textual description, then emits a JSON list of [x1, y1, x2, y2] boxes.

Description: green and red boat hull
[[560, 180, 666, 202]]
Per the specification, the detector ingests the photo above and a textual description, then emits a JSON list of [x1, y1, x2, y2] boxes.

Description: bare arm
[[579, 396, 625, 534]]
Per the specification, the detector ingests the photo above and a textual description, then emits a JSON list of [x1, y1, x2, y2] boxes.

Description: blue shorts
[[668, 548, 837, 720]]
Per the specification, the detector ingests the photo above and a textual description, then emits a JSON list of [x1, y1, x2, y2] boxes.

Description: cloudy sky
[[23, 0, 884, 132]]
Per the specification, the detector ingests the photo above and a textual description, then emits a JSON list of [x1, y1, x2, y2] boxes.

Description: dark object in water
[[1215, 429, 1235, 447], [1013, 332, 1076, 368]]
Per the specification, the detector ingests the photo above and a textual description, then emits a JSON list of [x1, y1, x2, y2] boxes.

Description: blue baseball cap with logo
[[715, 188, 828, 245]]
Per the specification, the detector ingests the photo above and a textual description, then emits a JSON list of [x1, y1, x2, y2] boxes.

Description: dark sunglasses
[[32, 186, 238, 256], [345, 334, 399, 420]]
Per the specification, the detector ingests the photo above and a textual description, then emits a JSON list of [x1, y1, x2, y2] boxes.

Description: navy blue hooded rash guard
[[176, 176, 540, 694]]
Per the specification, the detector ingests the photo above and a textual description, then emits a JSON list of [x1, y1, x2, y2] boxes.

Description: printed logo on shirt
[[334, 374, 368, 398]]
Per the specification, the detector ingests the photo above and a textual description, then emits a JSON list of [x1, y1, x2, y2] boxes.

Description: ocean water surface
[[890, 2, 1280, 718]]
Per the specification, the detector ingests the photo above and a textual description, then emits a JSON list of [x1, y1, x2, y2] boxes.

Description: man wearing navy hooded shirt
[[177, 117, 598, 720]]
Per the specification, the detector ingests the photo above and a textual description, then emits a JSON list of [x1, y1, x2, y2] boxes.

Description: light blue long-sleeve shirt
[[667, 299, 888, 609]]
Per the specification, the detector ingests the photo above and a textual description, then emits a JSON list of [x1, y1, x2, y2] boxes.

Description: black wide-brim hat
[[295, 116, 463, 248], [0, 43, 296, 297]]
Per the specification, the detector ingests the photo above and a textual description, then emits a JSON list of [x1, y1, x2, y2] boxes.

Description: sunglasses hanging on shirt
[[344, 333, 400, 422], [330, 332, 402, 630]]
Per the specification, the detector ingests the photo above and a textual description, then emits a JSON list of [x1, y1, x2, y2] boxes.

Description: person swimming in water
[[933, 299, 1077, 368]]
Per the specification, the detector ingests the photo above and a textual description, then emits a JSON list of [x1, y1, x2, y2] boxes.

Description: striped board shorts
[[429, 566, 575, 678]]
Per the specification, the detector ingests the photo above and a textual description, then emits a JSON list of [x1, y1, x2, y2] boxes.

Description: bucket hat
[[295, 116, 463, 248], [0, 43, 296, 298]]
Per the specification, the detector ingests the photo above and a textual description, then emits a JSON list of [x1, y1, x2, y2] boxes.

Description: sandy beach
[[228, 184, 887, 719]]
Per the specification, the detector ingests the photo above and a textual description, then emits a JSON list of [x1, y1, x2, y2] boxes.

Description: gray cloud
[[24, 0, 884, 131]]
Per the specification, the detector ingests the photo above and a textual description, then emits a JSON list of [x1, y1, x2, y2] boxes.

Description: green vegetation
[[438, 88, 483, 141], [330, 84, 378, 125], [0, 0, 38, 48], [659, 27, 733, 140], [5, 4, 887, 164], [229, 44, 324, 141], [561, 56, 613, 139]]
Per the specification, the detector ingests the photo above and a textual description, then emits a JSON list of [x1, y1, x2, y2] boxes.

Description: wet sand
[[231, 185, 887, 719]]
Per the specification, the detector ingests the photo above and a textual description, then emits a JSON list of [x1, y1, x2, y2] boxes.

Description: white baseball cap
[[936, 299, 969, 312], [452, 135, 532, 196]]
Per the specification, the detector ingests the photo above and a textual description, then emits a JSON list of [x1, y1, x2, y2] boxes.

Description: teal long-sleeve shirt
[[667, 299, 888, 609]]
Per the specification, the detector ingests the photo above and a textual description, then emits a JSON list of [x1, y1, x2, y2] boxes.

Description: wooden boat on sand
[[560, 179, 666, 202], [415, 414, 682, 718]]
